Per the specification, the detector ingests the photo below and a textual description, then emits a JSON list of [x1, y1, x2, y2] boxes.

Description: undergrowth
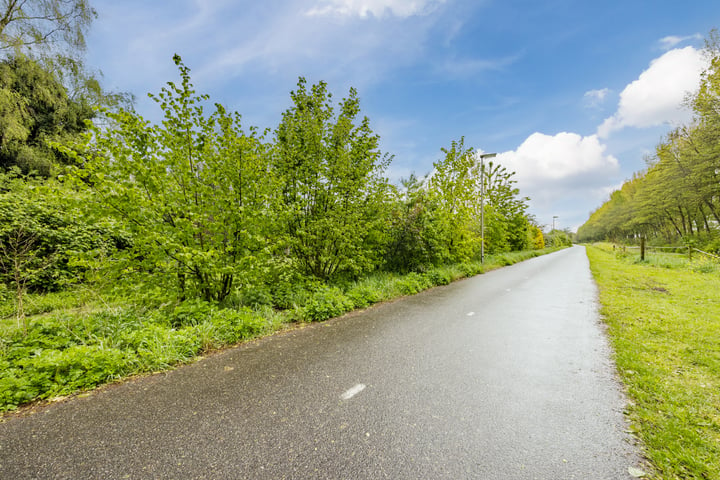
[[0, 246, 563, 413]]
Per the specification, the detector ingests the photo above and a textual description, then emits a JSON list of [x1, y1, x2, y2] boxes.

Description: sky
[[85, 0, 720, 232]]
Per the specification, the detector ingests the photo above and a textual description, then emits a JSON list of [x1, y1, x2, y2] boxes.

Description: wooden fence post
[[640, 236, 646, 261]]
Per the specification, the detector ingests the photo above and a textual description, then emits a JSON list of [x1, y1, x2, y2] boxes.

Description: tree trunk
[[640, 236, 646, 261]]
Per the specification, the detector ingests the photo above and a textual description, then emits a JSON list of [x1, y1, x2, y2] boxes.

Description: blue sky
[[85, 0, 720, 231]]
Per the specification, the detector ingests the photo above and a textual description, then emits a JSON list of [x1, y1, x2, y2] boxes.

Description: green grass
[[586, 244, 720, 479], [0, 246, 564, 413]]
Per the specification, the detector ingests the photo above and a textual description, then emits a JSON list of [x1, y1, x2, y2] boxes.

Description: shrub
[[459, 262, 478, 277], [0, 369, 42, 411], [394, 272, 432, 295], [215, 308, 268, 340], [240, 286, 273, 309], [497, 255, 513, 266], [170, 299, 212, 327], [302, 286, 354, 322], [346, 284, 382, 308], [271, 282, 310, 310], [426, 269, 452, 286], [701, 237, 720, 255], [123, 324, 202, 371]]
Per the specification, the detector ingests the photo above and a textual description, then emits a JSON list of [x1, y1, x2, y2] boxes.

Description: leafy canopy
[[65, 55, 275, 302]]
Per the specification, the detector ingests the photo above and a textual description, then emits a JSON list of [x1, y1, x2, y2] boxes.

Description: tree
[[0, 54, 93, 175], [529, 224, 544, 249], [0, 209, 47, 335], [429, 137, 478, 261], [273, 77, 391, 280], [475, 159, 530, 253], [429, 139, 532, 260], [1, 1, 132, 117], [65, 56, 274, 302], [0, 0, 95, 56], [383, 174, 444, 272]]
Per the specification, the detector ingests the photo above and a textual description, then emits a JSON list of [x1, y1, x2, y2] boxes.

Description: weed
[[302, 287, 354, 322], [345, 284, 382, 309]]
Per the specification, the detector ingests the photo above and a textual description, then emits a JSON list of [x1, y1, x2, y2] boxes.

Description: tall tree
[[429, 137, 478, 261], [0, 1, 131, 115], [0, 54, 93, 175], [0, 0, 95, 56], [64, 56, 273, 302], [274, 78, 391, 279], [475, 160, 530, 252]]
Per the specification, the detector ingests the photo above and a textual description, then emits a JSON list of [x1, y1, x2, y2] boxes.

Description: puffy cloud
[[306, 0, 447, 18], [498, 132, 618, 185], [597, 46, 706, 138], [495, 132, 619, 227], [583, 88, 610, 108]]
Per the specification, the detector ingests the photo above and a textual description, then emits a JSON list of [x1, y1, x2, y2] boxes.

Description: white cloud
[[498, 131, 618, 184], [583, 88, 610, 108], [495, 132, 619, 225], [597, 46, 706, 138], [658, 34, 702, 51], [306, 0, 447, 18]]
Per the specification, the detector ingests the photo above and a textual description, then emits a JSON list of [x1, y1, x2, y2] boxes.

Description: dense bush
[[0, 173, 125, 293], [346, 284, 382, 309], [302, 286, 355, 322]]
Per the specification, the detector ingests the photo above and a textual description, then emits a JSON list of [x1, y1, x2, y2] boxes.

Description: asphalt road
[[0, 246, 643, 479]]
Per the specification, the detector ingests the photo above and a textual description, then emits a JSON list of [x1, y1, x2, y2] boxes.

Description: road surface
[[0, 246, 643, 479]]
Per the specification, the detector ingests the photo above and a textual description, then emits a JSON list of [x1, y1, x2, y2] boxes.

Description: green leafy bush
[[120, 324, 201, 371], [459, 262, 483, 277], [240, 286, 273, 309], [426, 269, 452, 285], [394, 272, 432, 295], [0, 173, 125, 294], [19, 345, 131, 392], [271, 282, 311, 310], [210, 308, 268, 341], [346, 284, 382, 308], [302, 287, 354, 321], [171, 299, 212, 327]]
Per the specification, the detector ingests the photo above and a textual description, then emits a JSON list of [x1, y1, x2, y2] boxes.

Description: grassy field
[[586, 244, 720, 479], [0, 247, 563, 414]]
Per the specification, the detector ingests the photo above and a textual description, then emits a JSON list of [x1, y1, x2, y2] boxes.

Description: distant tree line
[[577, 31, 720, 252]]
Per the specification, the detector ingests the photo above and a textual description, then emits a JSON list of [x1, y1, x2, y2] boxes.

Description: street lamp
[[552, 215, 559, 231], [478, 151, 497, 264]]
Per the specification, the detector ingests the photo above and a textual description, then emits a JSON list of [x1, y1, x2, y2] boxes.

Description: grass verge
[[1, 246, 564, 414], [586, 244, 720, 479]]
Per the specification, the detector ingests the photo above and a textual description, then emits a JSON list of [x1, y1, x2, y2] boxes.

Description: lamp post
[[478, 151, 497, 264]]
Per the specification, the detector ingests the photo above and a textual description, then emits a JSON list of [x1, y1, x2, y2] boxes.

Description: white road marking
[[341, 383, 366, 400], [467, 312, 475, 316]]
